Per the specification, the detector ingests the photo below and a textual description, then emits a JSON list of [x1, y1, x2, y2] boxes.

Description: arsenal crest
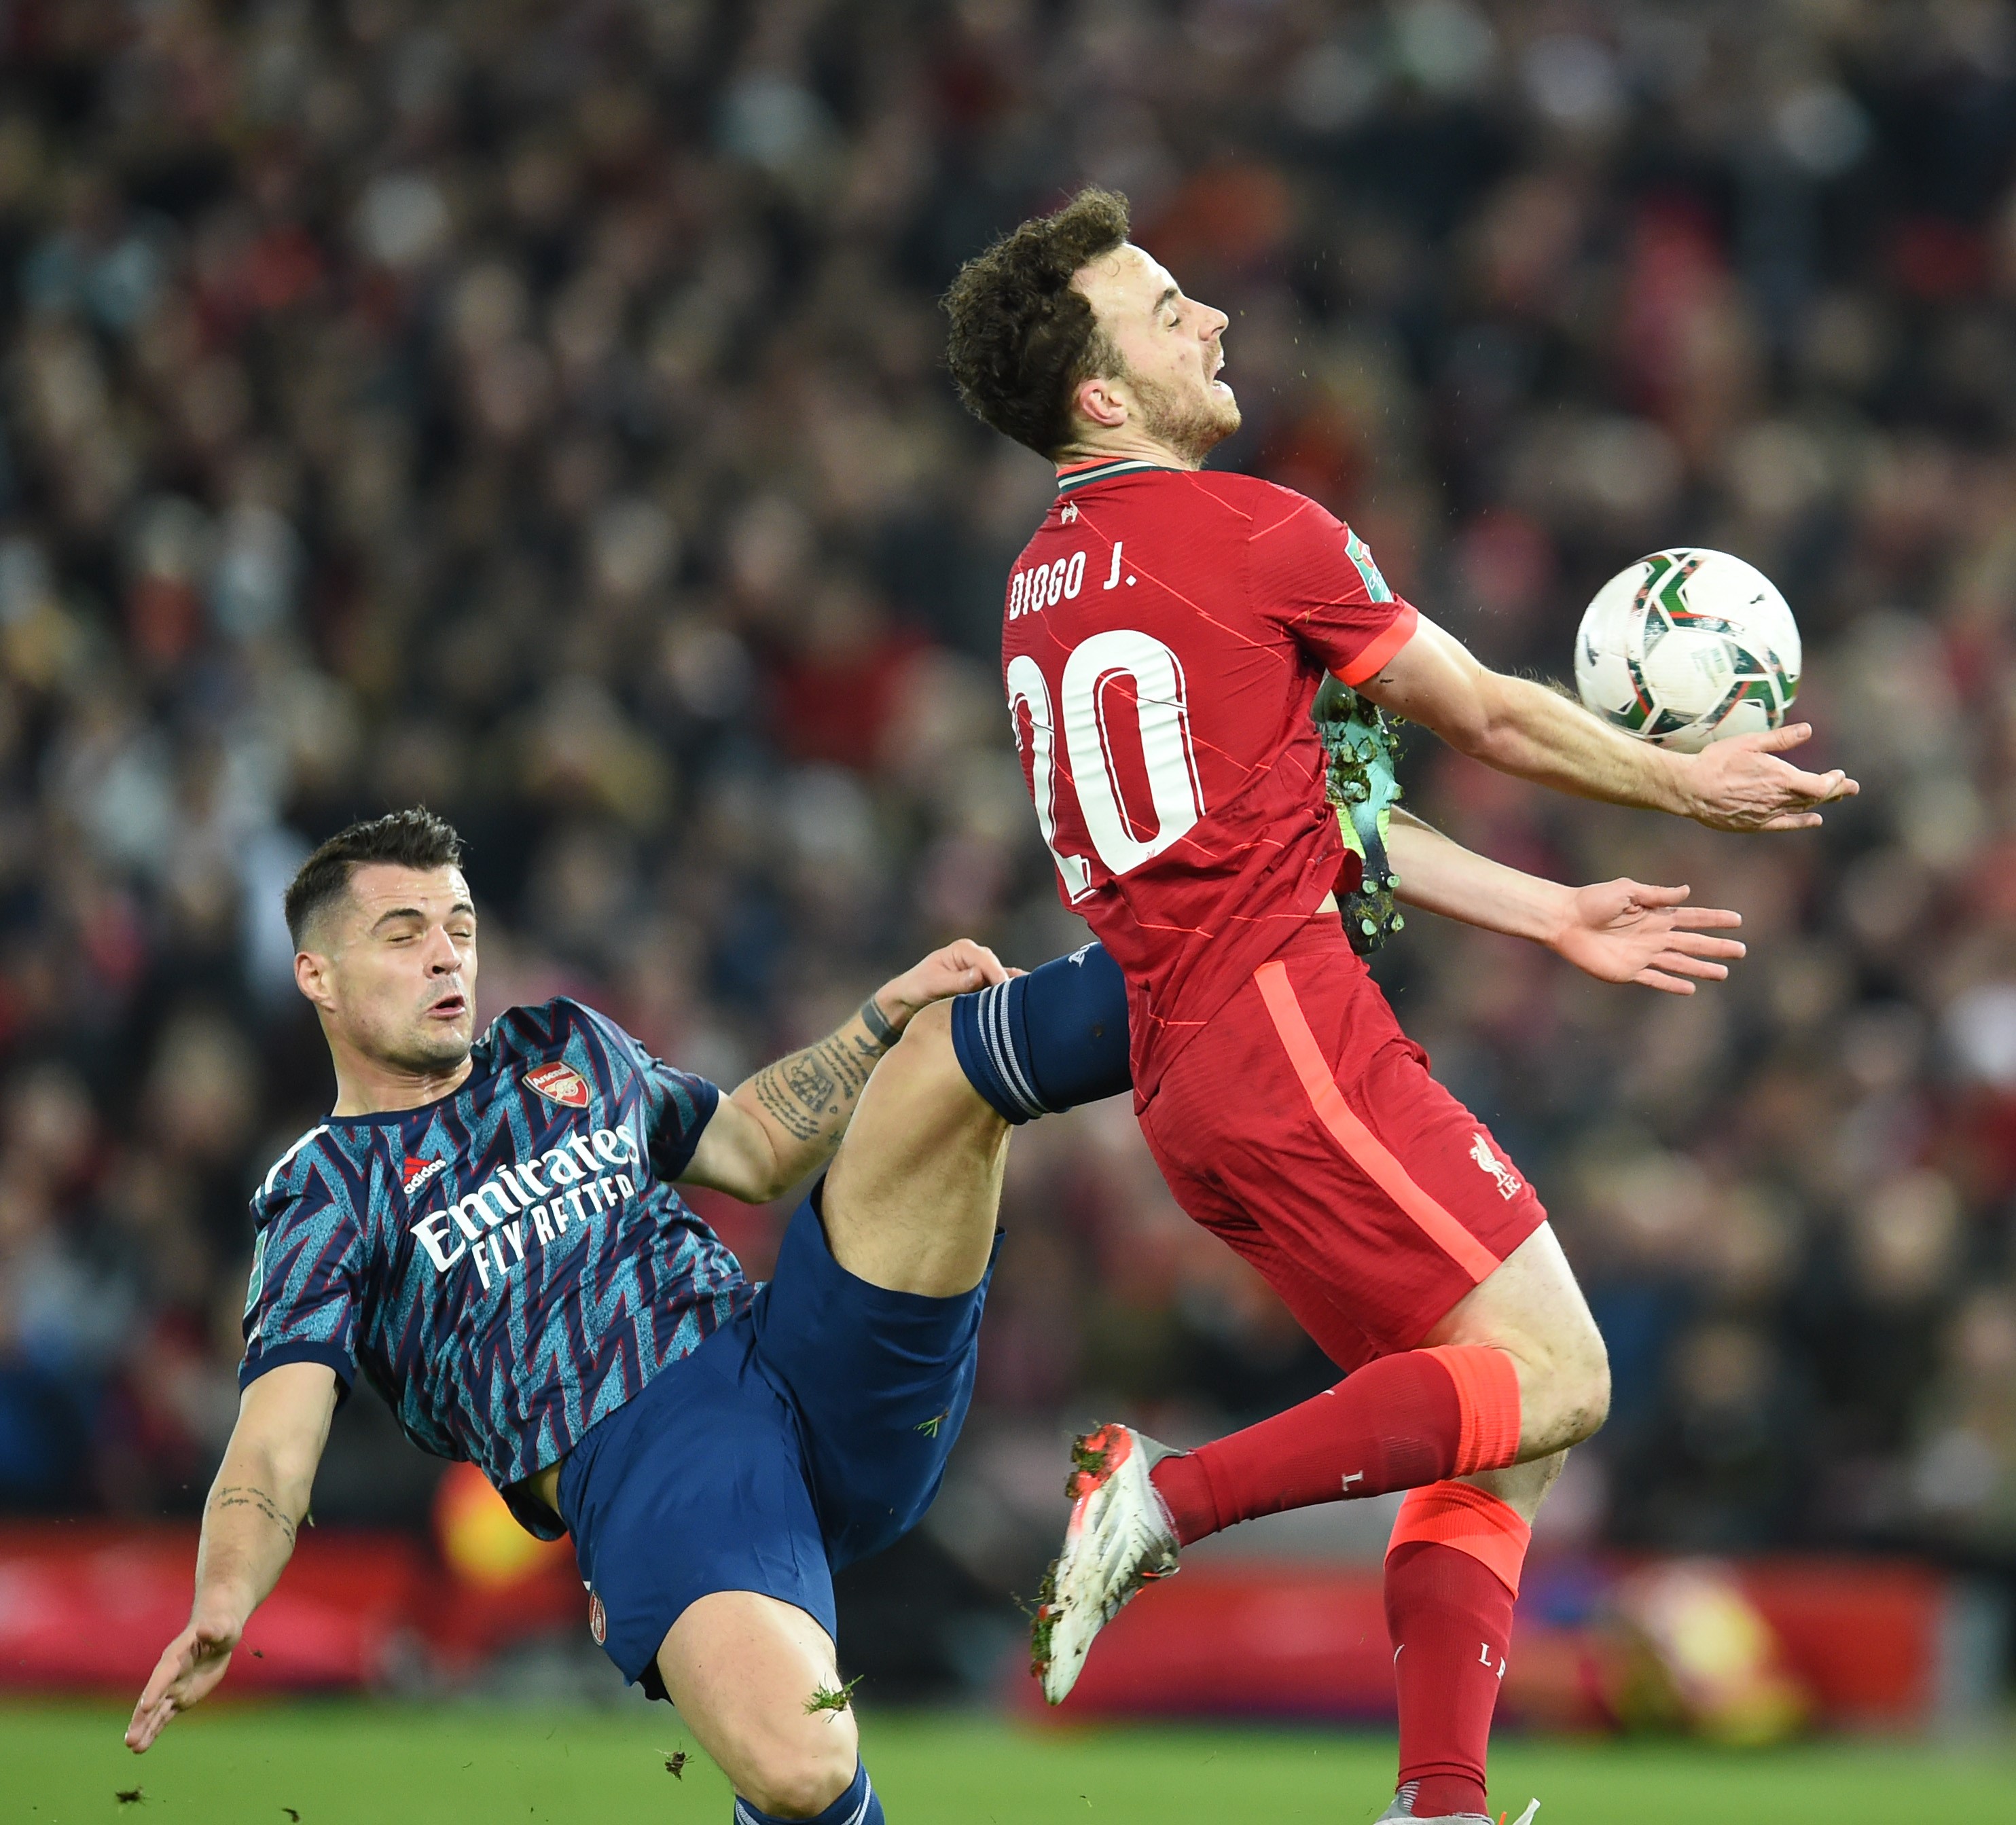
[[524, 1062, 590, 1109]]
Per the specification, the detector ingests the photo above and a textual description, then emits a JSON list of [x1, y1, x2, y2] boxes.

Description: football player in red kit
[[943, 190, 1857, 1825]]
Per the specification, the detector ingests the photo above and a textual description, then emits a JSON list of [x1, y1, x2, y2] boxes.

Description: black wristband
[[859, 994, 899, 1047]]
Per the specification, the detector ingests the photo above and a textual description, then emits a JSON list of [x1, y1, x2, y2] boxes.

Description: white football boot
[[1375, 1784, 1538, 1825], [1030, 1421, 1181, 1704]]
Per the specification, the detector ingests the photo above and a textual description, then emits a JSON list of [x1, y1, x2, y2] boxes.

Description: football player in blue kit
[[123, 801, 1727, 1820], [124, 807, 1134, 1824]]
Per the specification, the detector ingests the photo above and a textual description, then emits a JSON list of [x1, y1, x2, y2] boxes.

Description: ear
[[1073, 372, 1130, 432], [294, 947, 336, 1014]]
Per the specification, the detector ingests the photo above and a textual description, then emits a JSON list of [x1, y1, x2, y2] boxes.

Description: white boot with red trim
[[1029, 1421, 1181, 1705]]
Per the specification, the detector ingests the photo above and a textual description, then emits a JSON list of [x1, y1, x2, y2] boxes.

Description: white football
[[1574, 549, 1801, 753]]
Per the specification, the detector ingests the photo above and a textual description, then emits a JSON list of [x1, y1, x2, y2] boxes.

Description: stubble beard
[[1132, 369, 1242, 466], [398, 1030, 473, 1076], [370, 1009, 473, 1080]]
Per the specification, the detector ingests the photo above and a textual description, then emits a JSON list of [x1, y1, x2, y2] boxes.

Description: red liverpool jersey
[[1001, 458, 1417, 1100]]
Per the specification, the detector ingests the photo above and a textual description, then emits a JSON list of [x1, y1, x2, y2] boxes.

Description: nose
[[1198, 301, 1228, 339], [423, 926, 461, 973]]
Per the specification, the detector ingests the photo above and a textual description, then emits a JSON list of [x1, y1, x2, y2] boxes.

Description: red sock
[[1384, 1483, 1531, 1820], [1149, 1345, 1520, 1547]]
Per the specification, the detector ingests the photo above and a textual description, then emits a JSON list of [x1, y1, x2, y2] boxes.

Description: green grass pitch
[[4, 1701, 2011, 1823]]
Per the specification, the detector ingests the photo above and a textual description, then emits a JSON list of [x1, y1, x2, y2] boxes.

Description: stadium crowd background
[[1, 0, 2014, 1693]]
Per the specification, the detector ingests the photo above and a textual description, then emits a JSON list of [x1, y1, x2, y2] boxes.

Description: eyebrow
[[1154, 285, 1179, 314], [370, 901, 476, 932]]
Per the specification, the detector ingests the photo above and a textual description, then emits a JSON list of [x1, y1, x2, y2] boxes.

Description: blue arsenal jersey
[[239, 999, 749, 1534]]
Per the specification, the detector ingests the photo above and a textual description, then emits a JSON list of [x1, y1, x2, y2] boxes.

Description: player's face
[[1074, 244, 1239, 460], [312, 864, 480, 1076]]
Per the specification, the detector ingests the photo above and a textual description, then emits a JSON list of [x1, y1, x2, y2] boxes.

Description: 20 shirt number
[[1008, 629, 1206, 899]]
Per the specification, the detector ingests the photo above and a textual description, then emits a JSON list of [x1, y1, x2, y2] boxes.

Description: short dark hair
[[285, 808, 465, 948], [941, 187, 1132, 459]]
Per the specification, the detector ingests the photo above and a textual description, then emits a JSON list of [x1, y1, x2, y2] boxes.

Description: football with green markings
[[1573, 548, 1801, 753]]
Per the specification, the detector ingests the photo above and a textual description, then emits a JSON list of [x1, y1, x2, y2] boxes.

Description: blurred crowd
[[3, 0, 2016, 1676]]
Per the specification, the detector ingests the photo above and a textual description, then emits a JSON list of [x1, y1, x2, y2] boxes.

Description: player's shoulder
[[1047, 462, 1275, 525], [1121, 469, 1346, 547], [251, 1121, 368, 1227], [1188, 467, 1287, 507], [485, 998, 660, 1106], [1197, 471, 1342, 539], [485, 996, 638, 1060], [1117, 465, 1281, 520]]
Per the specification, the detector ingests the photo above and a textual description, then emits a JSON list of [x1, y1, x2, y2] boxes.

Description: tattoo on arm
[[213, 1485, 298, 1547], [748, 1026, 888, 1148], [751, 1062, 825, 1140]]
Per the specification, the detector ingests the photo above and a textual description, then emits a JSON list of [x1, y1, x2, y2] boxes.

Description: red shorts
[[1138, 916, 1545, 1376]]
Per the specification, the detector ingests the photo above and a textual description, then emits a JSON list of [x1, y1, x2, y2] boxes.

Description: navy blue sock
[[733, 1758, 882, 1824], [950, 941, 1132, 1124]]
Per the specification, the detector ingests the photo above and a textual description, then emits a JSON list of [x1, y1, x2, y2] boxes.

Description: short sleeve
[[638, 1059, 722, 1180], [240, 1144, 363, 1395], [1248, 488, 1418, 684]]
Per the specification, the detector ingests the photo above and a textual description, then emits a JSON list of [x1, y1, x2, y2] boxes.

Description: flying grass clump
[[804, 1674, 863, 1717]]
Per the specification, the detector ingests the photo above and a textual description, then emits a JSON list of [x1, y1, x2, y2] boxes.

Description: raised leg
[[820, 998, 1010, 1298], [668, 988, 1039, 1818], [1145, 1223, 1608, 1547], [1419, 1222, 1610, 1463]]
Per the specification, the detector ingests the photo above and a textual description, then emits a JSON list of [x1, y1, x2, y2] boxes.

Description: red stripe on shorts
[[1253, 958, 1502, 1284]]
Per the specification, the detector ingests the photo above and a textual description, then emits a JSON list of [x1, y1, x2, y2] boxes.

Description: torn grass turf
[[804, 1675, 863, 1717]]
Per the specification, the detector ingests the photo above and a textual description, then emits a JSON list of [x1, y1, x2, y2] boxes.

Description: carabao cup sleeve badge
[[588, 1590, 607, 1644], [524, 1062, 590, 1109]]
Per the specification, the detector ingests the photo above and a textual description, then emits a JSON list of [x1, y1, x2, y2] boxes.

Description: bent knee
[[1531, 1322, 1609, 1449], [738, 1735, 858, 1820], [893, 994, 956, 1066], [1561, 1349, 1610, 1447], [882, 997, 1003, 1129]]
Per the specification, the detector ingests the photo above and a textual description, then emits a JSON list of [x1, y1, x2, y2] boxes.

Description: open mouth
[[429, 992, 468, 1019]]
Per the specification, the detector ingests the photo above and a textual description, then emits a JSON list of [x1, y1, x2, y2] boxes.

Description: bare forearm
[[735, 1005, 892, 1189], [128, 1365, 334, 1753], [1363, 611, 1854, 833], [1388, 812, 1570, 945], [1460, 674, 1691, 814], [193, 1450, 310, 1625]]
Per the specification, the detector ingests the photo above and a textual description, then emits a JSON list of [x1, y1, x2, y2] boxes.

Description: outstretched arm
[[1355, 614, 1856, 831], [127, 1361, 336, 1752], [1386, 810, 1746, 996], [681, 939, 1011, 1203]]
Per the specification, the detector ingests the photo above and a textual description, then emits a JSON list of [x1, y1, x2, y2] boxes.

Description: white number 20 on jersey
[[1007, 630, 1206, 898]]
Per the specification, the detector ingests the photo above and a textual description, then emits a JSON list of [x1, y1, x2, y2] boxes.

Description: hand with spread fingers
[[1677, 724, 1859, 832], [1549, 881, 1746, 996]]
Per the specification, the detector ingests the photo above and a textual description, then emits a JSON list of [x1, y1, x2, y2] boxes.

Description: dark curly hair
[[941, 187, 1132, 459], [285, 807, 465, 947]]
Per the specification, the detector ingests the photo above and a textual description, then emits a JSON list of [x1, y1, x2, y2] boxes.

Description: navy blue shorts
[[556, 1192, 996, 1696]]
